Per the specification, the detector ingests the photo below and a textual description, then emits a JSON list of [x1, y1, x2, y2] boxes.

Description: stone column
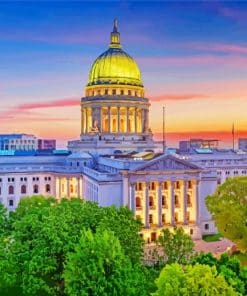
[[77, 177, 81, 198], [130, 183, 135, 212], [146, 109, 149, 132], [58, 177, 62, 199], [135, 108, 138, 133], [158, 181, 163, 227], [141, 109, 145, 133], [122, 174, 129, 206], [195, 180, 200, 224], [183, 180, 187, 224], [85, 108, 88, 133], [108, 106, 111, 133], [67, 178, 70, 199], [145, 182, 150, 228], [81, 108, 84, 134], [170, 181, 174, 225], [117, 106, 121, 133], [126, 107, 129, 133]]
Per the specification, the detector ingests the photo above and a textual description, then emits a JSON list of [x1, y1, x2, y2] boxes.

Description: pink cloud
[[0, 97, 79, 121], [137, 55, 247, 67], [17, 98, 79, 110], [189, 42, 247, 55], [150, 94, 209, 102]]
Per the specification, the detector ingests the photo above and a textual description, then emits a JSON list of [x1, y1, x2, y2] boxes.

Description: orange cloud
[[0, 97, 79, 121]]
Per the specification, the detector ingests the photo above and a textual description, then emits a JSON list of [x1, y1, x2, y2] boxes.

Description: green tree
[[0, 203, 9, 237], [153, 263, 240, 296], [193, 252, 247, 295], [206, 177, 247, 253], [157, 226, 194, 265], [64, 229, 147, 296], [0, 196, 147, 295], [0, 197, 103, 295], [98, 206, 144, 263]]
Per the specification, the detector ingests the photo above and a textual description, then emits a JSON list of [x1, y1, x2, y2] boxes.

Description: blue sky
[[0, 1, 246, 147]]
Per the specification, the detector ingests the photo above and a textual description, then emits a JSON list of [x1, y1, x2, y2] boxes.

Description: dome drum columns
[[81, 105, 150, 135]]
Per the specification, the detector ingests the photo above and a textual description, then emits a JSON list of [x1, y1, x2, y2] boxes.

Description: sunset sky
[[0, 1, 246, 148]]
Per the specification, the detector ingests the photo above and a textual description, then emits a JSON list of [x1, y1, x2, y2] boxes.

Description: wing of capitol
[[0, 20, 246, 242]]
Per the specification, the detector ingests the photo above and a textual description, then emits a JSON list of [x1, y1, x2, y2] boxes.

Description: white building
[[0, 134, 37, 151], [0, 20, 246, 242]]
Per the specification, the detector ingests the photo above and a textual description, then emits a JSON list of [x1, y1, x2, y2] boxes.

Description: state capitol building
[[0, 21, 246, 242]]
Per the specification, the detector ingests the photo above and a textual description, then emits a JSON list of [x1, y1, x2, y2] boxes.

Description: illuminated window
[[136, 197, 141, 209], [149, 196, 154, 207]]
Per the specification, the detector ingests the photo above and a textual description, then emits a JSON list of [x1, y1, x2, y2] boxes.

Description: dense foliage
[[64, 229, 146, 296], [206, 177, 247, 253], [193, 252, 247, 295], [153, 263, 240, 296], [0, 195, 245, 295], [157, 226, 195, 265], [0, 196, 145, 295]]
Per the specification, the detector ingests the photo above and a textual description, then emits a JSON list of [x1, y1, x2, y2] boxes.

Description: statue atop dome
[[110, 18, 121, 49]]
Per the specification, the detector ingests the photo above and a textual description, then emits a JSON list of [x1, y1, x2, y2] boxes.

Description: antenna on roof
[[163, 106, 166, 153]]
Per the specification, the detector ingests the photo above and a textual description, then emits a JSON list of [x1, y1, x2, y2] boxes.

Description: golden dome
[[87, 20, 143, 87]]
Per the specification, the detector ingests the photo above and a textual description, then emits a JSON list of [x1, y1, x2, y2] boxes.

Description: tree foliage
[[0, 196, 145, 295], [157, 226, 195, 265], [153, 263, 240, 296], [98, 206, 144, 264], [206, 177, 247, 253], [64, 229, 147, 296], [193, 252, 247, 295]]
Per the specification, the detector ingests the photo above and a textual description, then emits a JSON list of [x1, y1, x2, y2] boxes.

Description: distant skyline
[[0, 1, 246, 148]]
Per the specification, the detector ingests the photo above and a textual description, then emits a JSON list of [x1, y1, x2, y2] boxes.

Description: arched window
[[21, 185, 26, 194], [162, 182, 168, 190], [8, 185, 14, 195], [187, 194, 191, 206], [136, 197, 141, 209], [33, 184, 39, 194], [45, 184, 51, 193], [175, 181, 180, 189], [162, 195, 167, 208], [149, 196, 154, 207]]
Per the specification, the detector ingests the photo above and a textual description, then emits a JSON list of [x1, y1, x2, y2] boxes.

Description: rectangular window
[[9, 200, 14, 206], [149, 214, 153, 224]]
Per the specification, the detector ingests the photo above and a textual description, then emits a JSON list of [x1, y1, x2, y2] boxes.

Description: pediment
[[132, 154, 200, 172]]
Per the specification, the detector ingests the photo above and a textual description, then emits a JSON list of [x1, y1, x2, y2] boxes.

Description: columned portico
[[145, 182, 150, 228], [170, 181, 175, 225], [183, 180, 187, 224], [158, 181, 163, 227]]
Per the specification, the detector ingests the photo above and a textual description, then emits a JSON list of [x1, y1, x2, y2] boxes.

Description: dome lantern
[[109, 19, 121, 49]]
